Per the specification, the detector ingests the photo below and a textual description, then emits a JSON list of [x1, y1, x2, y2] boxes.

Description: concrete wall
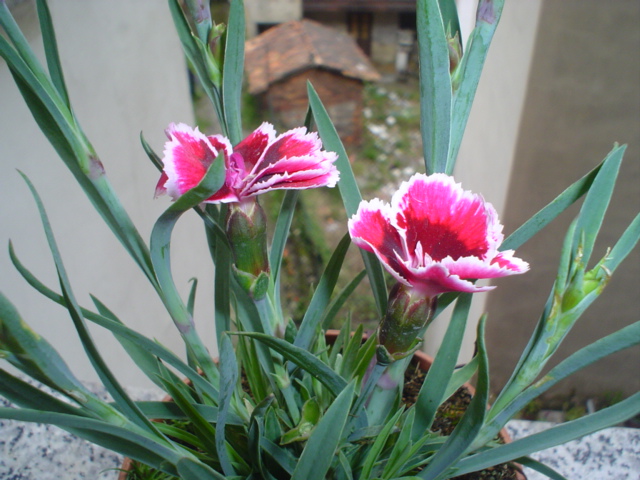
[[1, 1, 216, 389], [485, 0, 640, 399]]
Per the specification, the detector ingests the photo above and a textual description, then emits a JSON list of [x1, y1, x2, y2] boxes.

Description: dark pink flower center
[[413, 222, 488, 262]]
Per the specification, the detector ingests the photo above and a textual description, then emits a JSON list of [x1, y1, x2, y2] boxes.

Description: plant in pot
[[1, 1, 638, 479]]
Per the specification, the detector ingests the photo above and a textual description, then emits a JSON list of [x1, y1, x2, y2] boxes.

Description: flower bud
[[378, 282, 437, 356], [226, 199, 270, 299]]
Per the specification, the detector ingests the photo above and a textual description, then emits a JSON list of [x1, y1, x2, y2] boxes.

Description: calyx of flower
[[226, 199, 270, 299], [378, 282, 437, 358]]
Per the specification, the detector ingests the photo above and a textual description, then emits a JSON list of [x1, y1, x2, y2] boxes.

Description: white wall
[[1, 1, 216, 389]]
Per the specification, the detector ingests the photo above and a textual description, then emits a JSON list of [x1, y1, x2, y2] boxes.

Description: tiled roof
[[245, 19, 380, 94], [303, 0, 415, 13]]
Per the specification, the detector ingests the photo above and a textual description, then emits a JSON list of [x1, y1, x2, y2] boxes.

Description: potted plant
[[1, 1, 638, 479]]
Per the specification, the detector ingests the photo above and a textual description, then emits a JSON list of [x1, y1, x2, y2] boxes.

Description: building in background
[[245, 19, 380, 146], [244, 0, 417, 74]]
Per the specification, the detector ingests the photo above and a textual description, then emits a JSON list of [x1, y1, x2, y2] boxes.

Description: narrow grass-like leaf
[[0, 369, 85, 416], [0, 1, 52, 88], [235, 332, 347, 397], [216, 334, 239, 476], [382, 408, 416, 478], [150, 152, 225, 383], [136, 402, 242, 428], [603, 213, 640, 273], [270, 190, 299, 284], [0, 407, 187, 474], [294, 233, 351, 352], [417, 0, 452, 175], [413, 293, 472, 440], [140, 131, 164, 171], [517, 457, 568, 480], [168, 0, 224, 132], [221, 0, 245, 144], [454, 391, 640, 476], [485, 321, 640, 440], [321, 270, 366, 329], [262, 438, 298, 475], [448, 0, 504, 171], [308, 81, 387, 315], [160, 379, 219, 459], [571, 145, 624, 266], [438, 0, 461, 43], [501, 157, 605, 252], [20, 173, 164, 436], [0, 292, 86, 395], [292, 381, 356, 480], [91, 294, 183, 393], [360, 409, 404, 479], [177, 457, 227, 480], [9, 242, 222, 406], [337, 324, 365, 379], [443, 355, 479, 401], [35, 0, 70, 107], [417, 315, 490, 480]]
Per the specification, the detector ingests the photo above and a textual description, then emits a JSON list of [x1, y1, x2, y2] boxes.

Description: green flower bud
[[378, 282, 437, 356], [226, 199, 270, 299]]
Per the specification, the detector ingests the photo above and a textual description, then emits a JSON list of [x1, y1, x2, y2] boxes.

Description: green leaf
[[177, 457, 227, 480], [150, 151, 226, 383], [448, 0, 505, 171], [140, 131, 164, 171], [0, 369, 85, 416], [454, 391, 640, 476], [0, 1, 52, 89], [501, 152, 611, 252], [571, 144, 624, 267], [517, 457, 568, 480], [603, 212, 640, 273], [19, 173, 162, 435], [0, 407, 186, 475], [413, 293, 472, 439], [91, 294, 182, 393], [322, 270, 366, 329], [235, 332, 348, 397], [307, 81, 387, 315], [443, 355, 479, 401], [417, 0, 452, 175], [160, 379, 219, 459], [485, 321, 640, 440], [292, 381, 356, 480], [35, 0, 70, 107], [216, 334, 239, 476], [294, 233, 351, 353], [8, 244, 221, 402], [168, 0, 224, 133], [0, 291, 85, 395], [382, 409, 417, 478], [438, 0, 461, 45], [360, 409, 404, 479], [221, 0, 245, 144], [270, 190, 299, 285], [417, 315, 490, 480]]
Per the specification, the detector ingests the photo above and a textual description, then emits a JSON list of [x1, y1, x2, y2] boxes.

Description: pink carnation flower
[[348, 173, 528, 297], [155, 122, 339, 203]]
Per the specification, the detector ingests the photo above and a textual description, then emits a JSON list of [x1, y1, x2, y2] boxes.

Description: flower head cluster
[[155, 122, 339, 203], [349, 173, 529, 298]]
